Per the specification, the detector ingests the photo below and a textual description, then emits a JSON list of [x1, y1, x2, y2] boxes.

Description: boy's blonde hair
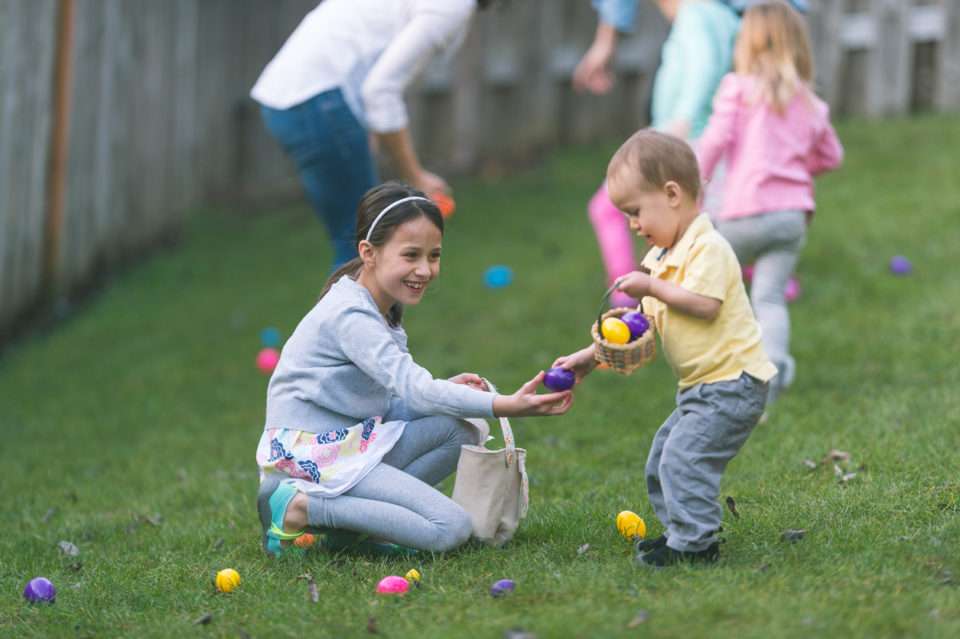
[[734, 0, 814, 114], [608, 128, 701, 200]]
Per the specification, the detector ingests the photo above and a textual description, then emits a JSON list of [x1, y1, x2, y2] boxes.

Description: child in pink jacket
[[697, 0, 843, 404]]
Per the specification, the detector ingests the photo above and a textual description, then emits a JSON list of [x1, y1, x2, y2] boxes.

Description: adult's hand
[[572, 21, 618, 94]]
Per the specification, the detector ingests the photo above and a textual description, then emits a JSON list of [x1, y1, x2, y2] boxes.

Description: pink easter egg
[[784, 277, 801, 302], [256, 347, 280, 374], [376, 575, 409, 595]]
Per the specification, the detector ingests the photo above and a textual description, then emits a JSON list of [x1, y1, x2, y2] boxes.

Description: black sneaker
[[634, 542, 719, 568], [634, 535, 667, 553]]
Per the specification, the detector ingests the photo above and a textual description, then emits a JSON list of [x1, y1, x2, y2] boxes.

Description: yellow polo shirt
[[640, 214, 777, 390]]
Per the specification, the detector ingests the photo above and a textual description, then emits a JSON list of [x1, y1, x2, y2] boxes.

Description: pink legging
[[588, 182, 637, 307]]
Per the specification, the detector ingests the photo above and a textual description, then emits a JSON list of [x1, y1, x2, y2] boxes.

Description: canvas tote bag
[[453, 405, 529, 546]]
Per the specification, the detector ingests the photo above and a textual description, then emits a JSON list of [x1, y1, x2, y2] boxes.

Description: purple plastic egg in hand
[[23, 577, 56, 603], [490, 579, 516, 598], [543, 367, 575, 392], [619, 312, 649, 341]]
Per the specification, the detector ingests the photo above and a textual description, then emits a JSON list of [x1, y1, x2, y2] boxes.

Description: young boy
[[555, 129, 777, 567]]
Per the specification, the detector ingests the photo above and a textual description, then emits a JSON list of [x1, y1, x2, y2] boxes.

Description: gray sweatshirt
[[264, 276, 497, 433]]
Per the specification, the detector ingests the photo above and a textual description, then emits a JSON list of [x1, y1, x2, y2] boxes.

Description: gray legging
[[305, 416, 477, 553], [716, 210, 807, 401]]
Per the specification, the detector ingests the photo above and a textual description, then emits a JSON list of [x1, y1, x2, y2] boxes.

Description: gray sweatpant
[[717, 210, 806, 401], [305, 416, 478, 553], [646, 373, 768, 552]]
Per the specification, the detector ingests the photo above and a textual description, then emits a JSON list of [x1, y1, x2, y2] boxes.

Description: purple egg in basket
[[619, 312, 649, 341], [543, 367, 575, 392]]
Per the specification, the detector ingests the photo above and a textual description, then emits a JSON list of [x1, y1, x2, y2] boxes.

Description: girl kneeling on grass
[[254, 182, 573, 557]]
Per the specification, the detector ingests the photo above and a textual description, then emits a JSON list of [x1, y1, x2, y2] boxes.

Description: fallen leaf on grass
[[69, 562, 82, 571], [42, 507, 58, 523], [780, 529, 807, 543], [725, 496, 740, 518], [214, 537, 223, 550], [803, 459, 817, 469], [58, 541, 80, 557], [576, 544, 590, 555], [828, 450, 851, 462], [627, 610, 649, 628], [833, 464, 843, 476], [839, 473, 857, 485], [193, 613, 212, 625]]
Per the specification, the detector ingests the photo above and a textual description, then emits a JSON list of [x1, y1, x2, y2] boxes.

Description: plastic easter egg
[[294, 533, 316, 549], [619, 311, 649, 340], [601, 317, 631, 344], [256, 347, 280, 374], [784, 276, 801, 302], [543, 367, 575, 392], [215, 569, 241, 593], [405, 569, 420, 582], [890, 255, 912, 275], [483, 265, 513, 289], [431, 192, 456, 218], [23, 577, 56, 603], [377, 575, 410, 595], [490, 579, 515, 598], [260, 326, 281, 348], [616, 510, 646, 541]]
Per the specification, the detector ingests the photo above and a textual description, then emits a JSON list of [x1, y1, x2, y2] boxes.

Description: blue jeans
[[260, 89, 377, 272], [645, 373, 768, 552]]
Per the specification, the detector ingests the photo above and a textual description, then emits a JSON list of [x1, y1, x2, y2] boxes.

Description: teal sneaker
[[257, 477, 304, 557], [319, 530, 417, 557]]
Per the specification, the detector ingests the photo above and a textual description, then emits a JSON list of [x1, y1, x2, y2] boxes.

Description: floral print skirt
[[256, 418, 406, 497]]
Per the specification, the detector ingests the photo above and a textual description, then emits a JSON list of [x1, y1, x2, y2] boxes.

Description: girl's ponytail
[[318, 257, 363, 302]]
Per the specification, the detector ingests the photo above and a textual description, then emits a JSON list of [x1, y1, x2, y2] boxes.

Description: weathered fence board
[[1, 0, 958, 337]]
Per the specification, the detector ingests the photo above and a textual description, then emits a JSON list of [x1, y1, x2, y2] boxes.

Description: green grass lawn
[[1, 113, 959, 638]]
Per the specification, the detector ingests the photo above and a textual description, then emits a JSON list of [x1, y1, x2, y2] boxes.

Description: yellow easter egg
[[602, 318, 631, 345], [405, 569, 420, 582], [616, 510, 646, 541], [215, 568, 242, 593]]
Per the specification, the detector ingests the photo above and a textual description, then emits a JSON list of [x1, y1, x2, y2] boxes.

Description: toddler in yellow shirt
[[556, 129, 777, 567]]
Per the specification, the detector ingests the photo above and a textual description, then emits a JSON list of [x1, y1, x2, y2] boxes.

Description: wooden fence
[[1, 0, 958, 338]]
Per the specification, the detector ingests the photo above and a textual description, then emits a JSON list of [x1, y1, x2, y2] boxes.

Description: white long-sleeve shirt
[[250, 0, 475, 133]]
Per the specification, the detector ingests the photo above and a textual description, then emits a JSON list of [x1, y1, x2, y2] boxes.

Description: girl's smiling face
[[358, 215, 442, 316]]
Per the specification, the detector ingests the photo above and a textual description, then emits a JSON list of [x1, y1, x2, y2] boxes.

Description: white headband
[[364, 196, 431, 243]]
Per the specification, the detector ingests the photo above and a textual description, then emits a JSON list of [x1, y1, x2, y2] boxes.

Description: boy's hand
[[614, 271, 653, 300], [552, 345, 600, 384], [492, 371, 573, 417]]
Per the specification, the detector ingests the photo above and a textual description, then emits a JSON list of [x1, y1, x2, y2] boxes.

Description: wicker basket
[[590, 285, 657, 376]]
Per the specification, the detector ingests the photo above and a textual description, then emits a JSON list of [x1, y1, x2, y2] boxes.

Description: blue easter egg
[[260, 327, 281, 347], [484, 265, 513, 289]]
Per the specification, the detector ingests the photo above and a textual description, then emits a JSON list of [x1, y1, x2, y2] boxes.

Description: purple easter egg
[[490, 579, 515, 598], [620, 312, 649, 340], [543, 367, 575, 392], [23, 577, 56, 603], [890, 255, 911, 275]]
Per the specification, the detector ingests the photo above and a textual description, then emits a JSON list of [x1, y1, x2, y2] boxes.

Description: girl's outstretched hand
[[448, 373, 489, 391], [492, 371, 573, 418], [552, 345, 599, 383]]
